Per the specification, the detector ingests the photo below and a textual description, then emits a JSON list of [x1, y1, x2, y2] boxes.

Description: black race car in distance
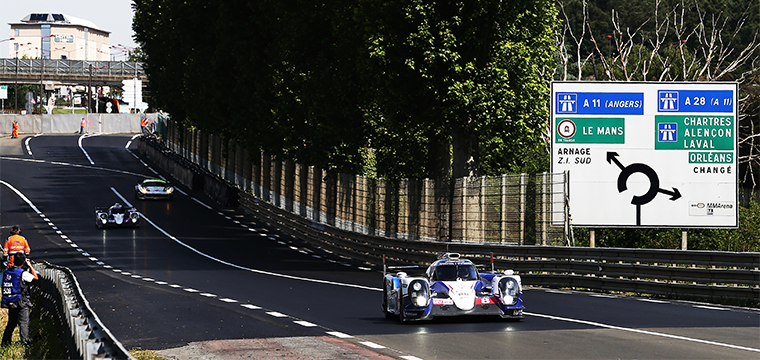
[[96, 203, 140, 228]]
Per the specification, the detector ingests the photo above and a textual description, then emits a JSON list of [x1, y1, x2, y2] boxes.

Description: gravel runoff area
[[156, 337, 397, 360]]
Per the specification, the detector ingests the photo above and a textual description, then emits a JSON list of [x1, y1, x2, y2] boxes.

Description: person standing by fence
[[3, 226, 30, 269], [140, 116, 149, 135], [80, 118, 86, 134], [1, 253, 38, 347], [11, 120, 18, 139]]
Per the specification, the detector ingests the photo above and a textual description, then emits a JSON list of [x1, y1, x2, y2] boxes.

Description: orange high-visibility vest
[[4, 235, 30, 256], [81, 118, 86, 127], [141, 118, 148, 127], [4, 235, 30, 265]]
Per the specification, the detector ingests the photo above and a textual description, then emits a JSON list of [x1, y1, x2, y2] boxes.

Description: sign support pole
[[681, 230, 688, 250]]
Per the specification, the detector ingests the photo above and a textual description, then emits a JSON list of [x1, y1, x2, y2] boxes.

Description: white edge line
[[78, 134, 96, 165], [526, 312, 760, 353], [191, 197, 212, 209]]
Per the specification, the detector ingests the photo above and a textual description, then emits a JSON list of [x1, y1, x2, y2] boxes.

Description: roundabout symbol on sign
[[607, 152, 681, 225]]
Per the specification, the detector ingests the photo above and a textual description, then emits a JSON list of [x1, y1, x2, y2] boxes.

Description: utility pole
[[87, 63, 92, 113]]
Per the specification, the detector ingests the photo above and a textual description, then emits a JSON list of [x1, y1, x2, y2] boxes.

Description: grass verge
[[0, 298, 66, 359]]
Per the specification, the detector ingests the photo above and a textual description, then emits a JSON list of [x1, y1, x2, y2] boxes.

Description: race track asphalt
[[1, 133, 758, 360]]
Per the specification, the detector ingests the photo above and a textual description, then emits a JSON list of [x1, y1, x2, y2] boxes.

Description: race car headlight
[[99, 214, 107, 220], [408, 280, 429, 308], [130, 213, 139, 220], [166, 187, 174, 194], [138, 185, 148, 194], [498, 278, 519, 306]]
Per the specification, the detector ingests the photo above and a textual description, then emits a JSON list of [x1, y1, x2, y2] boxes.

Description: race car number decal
[[475, 297, 496, 305]]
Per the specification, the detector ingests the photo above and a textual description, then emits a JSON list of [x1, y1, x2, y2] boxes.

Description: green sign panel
[[655, 115, 734, 150], [555, 118, 625, 144]]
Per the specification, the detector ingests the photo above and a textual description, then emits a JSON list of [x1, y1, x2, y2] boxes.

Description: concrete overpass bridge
[[0, 58, 147, 87]]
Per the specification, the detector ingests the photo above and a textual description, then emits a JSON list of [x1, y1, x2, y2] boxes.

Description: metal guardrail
[[35, 262, 134, 360], [238, 193, 760, 300]]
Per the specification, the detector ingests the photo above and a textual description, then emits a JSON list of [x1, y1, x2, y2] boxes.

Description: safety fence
[[34, 262, 134, 360], [137, 131, 759, 302], [157, 120, 571, 245]]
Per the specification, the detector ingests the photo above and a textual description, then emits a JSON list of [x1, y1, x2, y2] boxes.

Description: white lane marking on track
[[359, 341, 386, 349], [266, 312, 288, 318], [638, 299, 668, 303], [294, 320, 317, 327], [219, 298, 237, 303], [693, 305, 729, 311], [109, 186, 381, 292], [526, 312, 760, 353], [400, 356, 425, 360], [0, 156, 152, 178], [191, 197, 212, 209], [24, 134, 41, 156], [78, 134, 96, 165], [326, 331, 353, 339], [125, 134, 140, 149], [241, 304, 261, 310]]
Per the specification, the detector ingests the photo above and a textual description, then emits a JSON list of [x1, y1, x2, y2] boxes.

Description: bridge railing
[[0, 59, 145, 77]]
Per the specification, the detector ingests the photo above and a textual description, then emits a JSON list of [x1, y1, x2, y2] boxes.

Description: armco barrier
[[238, 193, 759, 300], [136, 136, 760, 301], [35, 262, 134, 359]]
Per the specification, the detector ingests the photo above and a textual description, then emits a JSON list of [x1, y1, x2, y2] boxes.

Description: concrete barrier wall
[[0, 113, 158, 135]]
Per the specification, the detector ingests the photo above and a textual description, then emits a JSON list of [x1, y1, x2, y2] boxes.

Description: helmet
[[10, 226, 20, 235]]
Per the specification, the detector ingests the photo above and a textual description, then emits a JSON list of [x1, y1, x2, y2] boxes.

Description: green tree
[[361, 0, 559, 179]]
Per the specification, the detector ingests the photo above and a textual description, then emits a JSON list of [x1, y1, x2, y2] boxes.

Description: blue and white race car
[[382, 253, 524, 322]]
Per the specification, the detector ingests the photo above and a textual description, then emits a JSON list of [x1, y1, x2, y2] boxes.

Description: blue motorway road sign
[[555, 92, 644, 115], [657, 90, 734, 113]]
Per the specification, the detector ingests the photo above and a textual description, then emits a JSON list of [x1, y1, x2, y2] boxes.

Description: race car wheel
[[397, 298, 407, 323], [382, 286, 394, 320]]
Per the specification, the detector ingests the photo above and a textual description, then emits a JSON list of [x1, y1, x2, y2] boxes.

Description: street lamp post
[[2, 37, 17, 112]]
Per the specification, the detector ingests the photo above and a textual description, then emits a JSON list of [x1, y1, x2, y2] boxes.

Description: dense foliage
[[131, 0, 558, 178], [132, 0, 759, 251]]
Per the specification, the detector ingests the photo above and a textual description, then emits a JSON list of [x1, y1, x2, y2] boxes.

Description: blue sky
[[1, 0, 138, 58]]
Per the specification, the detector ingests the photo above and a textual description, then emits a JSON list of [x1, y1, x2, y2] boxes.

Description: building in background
[[8, 13, 110, 61]]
